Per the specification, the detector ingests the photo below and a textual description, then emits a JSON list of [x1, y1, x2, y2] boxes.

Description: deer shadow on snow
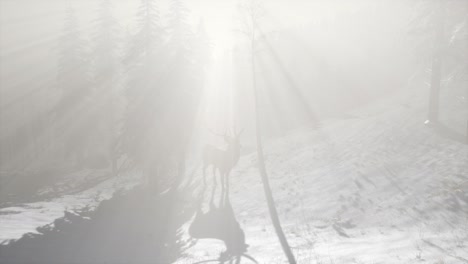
[[189, 129, 257, 264], [188, 199, 258, 264]]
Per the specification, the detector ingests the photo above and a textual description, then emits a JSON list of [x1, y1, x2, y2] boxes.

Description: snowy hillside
[[182, 87, 468, 263]]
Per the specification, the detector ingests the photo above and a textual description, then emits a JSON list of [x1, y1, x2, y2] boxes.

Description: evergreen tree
[[91, 0, 121, 173], [193, 20, 212, 74], [164, 0, 203, 184], [54, 5, 91, 167], [411, 0, 466, 126], [126, 0, 164, 63], [446, 4, 468, 142], [120, 0, 167, 188], [120, 0, 208, 190], [167, 0, 193, 63]]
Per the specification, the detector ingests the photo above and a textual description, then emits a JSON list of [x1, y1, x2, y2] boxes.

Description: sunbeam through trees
[[0, 0, 467, 263]]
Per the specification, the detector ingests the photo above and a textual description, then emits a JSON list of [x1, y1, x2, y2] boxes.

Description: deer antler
[[236, 128, 244, 137], [205, 124, 243, 141], [207, 126, 228, 138], [231, 125, 244, 138]]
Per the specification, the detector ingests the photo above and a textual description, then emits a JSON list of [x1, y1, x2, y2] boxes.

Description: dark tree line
[[120, 0, 210, 191], [411, 0, 467, 141], [0, 0, 211, 189]]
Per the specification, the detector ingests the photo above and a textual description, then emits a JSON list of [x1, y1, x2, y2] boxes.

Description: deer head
[[223, 128, 244, 153]]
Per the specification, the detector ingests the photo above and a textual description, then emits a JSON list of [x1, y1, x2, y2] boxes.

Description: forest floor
[[0, 85, 467, 264]]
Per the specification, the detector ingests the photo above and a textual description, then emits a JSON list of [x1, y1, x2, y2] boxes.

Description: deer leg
[[220, 172, 225, 207], [203, 166, 207, 186], [201, 165, 208, 196], [225, 171, 230, 203], [210, 167, 217, 207]]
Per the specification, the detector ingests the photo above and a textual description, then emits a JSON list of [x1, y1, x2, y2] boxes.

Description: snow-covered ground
[[0, 170, 142, 244], [181, 87, 468, 263], [1, 85, 466, 263]]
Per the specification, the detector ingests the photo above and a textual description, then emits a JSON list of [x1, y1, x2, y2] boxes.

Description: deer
[[203, 128, 243, 206]]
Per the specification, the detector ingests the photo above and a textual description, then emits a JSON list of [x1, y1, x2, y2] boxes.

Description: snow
[[0, 171, 142, 244], [0, 86, 466, 263], [180, 87, 468, 263]]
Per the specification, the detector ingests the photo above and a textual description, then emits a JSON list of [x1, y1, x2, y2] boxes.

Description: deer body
[[203, 130, 242, 205], [203, 145, 240, 176]]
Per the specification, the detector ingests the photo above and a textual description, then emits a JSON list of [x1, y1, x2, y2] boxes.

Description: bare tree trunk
[[251, 34, 296, 264], [111, 142, 117, 175], [110, 101, 117, 176], [466, 120, 468, 144], [465, 2, 468, 144], [428, 0, 446, 124]]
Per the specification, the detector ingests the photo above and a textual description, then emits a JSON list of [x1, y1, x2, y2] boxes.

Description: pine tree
[[126, 0, 164, 63], [120, 0, 167, 188], [446, 3, 468, 143], [167, 0, 193, 61], [193, 20, 212, 73], [411, 0, 466, 126], [55, 5, 91, 167], [165, 0, 201, 184], [92, 0, 121, 173]]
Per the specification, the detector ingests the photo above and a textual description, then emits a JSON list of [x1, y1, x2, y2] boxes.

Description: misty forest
[[0, 0, 467, 263]]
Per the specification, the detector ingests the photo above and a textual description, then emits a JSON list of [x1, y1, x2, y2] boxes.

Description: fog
[[0, 0, 467, 263]]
